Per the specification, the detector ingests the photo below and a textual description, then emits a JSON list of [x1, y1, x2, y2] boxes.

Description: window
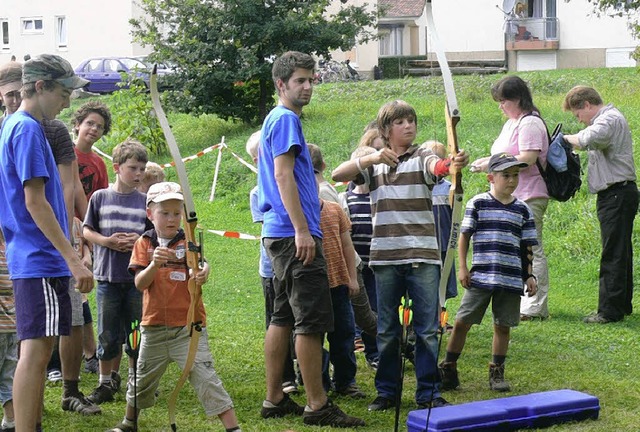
[[379, 25, 404, 57], [21, 17, 43, 34], [56, 16, 67, 49], [83, 59, 102, 73], [0, 20, 9, 51], [104, 59, 123, 73]]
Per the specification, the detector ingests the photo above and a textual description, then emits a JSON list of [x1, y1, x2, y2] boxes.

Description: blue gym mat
[[407, 389, 600, 431]]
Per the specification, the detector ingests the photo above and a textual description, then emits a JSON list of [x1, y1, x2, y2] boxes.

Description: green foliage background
[[50, 67, 640, 431], [130, 0, 377, 123]]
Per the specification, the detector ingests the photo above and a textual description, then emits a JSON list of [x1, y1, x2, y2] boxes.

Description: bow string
[[150, 65, 205, 432], [425, 0, 464, 321]]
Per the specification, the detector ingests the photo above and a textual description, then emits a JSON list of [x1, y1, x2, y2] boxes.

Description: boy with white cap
[[109, 182, 240, 432]]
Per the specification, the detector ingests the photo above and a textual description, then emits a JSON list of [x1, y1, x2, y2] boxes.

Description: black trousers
[[596, 181, 639, 320]]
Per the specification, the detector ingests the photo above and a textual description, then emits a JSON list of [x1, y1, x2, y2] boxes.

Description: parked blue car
[[75, 57, 150, 93]]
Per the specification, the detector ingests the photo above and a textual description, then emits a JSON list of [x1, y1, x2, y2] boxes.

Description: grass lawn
[[44, 66, 640, 431]]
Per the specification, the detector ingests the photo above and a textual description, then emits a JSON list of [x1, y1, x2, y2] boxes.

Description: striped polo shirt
[[360, 145, 440, 266], [461, 192, 538, 293]]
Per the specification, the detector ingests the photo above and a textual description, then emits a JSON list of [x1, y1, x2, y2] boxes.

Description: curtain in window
[[57, 17, 67, 47]]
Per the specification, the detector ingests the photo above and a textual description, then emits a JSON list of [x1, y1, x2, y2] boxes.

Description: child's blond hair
[[358, 129, 384, 148], [351, 146, 376, 160], [245, 130, 261, 160], [142, 162, 165, 190], [421, 140, 446, 159]]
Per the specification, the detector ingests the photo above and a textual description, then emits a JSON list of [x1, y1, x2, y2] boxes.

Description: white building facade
[[331, 0, 639, 75], [0, 0, 150, 68], [0, 0, 637, 74]]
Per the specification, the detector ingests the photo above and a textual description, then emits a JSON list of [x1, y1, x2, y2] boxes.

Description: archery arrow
[[394, 295, 413, 432], [150, 65, 204, 432], [127, 320, 141, 432]]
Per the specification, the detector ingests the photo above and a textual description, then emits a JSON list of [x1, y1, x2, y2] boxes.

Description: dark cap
[[488, 152, 528, 172], [22, 54, 89, 89], [0, 61, 22, 95]]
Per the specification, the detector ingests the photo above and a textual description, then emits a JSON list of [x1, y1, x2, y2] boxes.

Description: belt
[[606, 180, 636, 191]]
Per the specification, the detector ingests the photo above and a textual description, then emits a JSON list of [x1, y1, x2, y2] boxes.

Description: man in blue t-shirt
[[0, 54, 93, 431], [257, 51, 363, 428]]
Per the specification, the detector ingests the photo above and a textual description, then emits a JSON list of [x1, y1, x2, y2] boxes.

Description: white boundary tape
[[207, 229, 260, 240]]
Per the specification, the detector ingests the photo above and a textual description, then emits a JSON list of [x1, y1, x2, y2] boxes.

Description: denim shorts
[[96, 281, 142, 360], [456, 286, 521, 327], [0, 333, 17, 405], [263, 237, 333, 334], [13, 277, 71, 340]]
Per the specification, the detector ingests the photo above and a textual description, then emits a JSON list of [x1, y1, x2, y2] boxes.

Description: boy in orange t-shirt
[[109, 182, 240, 432]]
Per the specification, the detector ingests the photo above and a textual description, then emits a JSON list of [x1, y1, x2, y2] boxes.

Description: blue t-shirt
[[257, 105, 321, 238], [84, 186, 147, 283], [0, 111, 70, 278], [250, 185, 273, 278]]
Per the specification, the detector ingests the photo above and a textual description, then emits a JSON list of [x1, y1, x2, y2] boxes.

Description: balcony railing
[[505, 17, 559, 51]]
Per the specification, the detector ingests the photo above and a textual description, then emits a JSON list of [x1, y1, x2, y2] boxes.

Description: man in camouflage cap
[[22, 53, 89, 90], [0, 54, 93, 432], [0, 55, 101, 415]]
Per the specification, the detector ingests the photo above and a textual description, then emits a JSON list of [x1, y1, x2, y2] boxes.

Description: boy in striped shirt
[[439, 152, 538, 392], [332, 100, 468, 411]]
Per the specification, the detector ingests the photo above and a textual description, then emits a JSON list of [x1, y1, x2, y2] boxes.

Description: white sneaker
[[47, 369, 63, 384]]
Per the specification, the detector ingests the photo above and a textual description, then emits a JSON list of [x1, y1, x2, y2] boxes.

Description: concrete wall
[[326, 0, 379, 76], [0, 0, 151, 68]]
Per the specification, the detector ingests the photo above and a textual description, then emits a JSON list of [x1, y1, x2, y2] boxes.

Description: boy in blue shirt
[[0, 54, 93, 432], [258, 51, 363, 427]]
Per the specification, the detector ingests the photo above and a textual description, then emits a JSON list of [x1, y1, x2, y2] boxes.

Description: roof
[[379, 0, 426, 19]]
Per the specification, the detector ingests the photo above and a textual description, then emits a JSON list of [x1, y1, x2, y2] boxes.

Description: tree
[[131, 0, 377, 123]]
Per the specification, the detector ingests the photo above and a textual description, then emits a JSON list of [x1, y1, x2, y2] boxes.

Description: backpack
[[525, 113, 582, 202]]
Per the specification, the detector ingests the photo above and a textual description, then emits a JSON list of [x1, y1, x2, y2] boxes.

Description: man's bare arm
[[274, 148, 315, 265], [24, 178, 93, 292]]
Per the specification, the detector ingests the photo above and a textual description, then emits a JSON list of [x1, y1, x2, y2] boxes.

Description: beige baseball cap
[[146, 182, 184, 206], [0, 61, 22, 95]]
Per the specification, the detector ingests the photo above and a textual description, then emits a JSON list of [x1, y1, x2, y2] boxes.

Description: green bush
[[378, 55, 429, 79]]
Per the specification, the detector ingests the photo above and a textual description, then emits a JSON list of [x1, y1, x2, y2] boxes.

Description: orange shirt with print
[[129, 232, 207, 327]]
